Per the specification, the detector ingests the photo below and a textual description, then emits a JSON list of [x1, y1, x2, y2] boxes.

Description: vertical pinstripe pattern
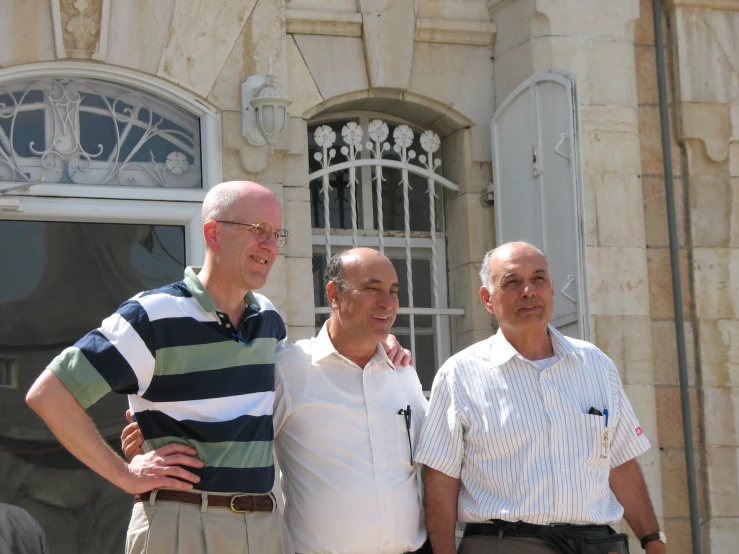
[[415, 325, 650, 525]]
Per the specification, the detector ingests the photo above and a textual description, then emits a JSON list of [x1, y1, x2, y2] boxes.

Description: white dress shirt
[[274, 322, 429, 554], [415, 325, 650, 526]]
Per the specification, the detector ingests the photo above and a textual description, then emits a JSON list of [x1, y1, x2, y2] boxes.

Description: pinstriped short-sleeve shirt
[[414, 325, 650, 525], [48, 267, 286, 494]]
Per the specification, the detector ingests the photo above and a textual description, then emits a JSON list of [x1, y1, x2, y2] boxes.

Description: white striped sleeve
[[414, 366, 464, 479], [609, 368, 651, 468]]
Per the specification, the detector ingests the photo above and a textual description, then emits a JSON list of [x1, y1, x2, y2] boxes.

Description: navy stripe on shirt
[[117, 300, 156, 357], [76, 330, 138, 394], [142, 364, 276, 402], [151, 317, 229, 349], [135, 410, 274, 443], [137, 282, 192, 299]]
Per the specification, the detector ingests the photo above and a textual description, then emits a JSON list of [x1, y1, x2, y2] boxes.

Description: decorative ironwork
[[0, 78, 202, 188], [308, 118, 459, 358]]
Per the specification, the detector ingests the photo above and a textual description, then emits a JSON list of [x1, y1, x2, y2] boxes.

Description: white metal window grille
[[0, 78, 202, 189], [308, 116, 463, 389]]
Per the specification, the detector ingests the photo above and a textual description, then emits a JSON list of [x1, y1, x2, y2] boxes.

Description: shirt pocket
[[577, 412, 609, 468], [396, 410, 414, 467]]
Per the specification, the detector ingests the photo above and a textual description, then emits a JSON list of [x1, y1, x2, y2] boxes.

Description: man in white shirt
[[274, 247, 429, 554], [123, 247, 430, 554], [415, 242, 666, 554]]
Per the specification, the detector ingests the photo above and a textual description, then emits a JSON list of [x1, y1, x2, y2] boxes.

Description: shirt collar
[[489, 324, 585, 367], [311, 319, 394, 370], [183, 266, 258, 315]]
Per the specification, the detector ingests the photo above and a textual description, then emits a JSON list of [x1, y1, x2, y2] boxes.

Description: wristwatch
[[640, 531, 667, 549]]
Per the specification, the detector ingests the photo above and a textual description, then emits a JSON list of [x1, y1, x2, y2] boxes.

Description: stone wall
[[634, 2, 704, 552], [663, 0, 739, 550]]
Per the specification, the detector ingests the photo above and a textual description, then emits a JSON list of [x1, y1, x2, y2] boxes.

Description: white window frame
[[0, 196, 204, 266], [0, 62, 222, 203]]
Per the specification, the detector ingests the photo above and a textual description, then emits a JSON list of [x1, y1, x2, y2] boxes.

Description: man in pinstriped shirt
[[416, 242, 665, 554]]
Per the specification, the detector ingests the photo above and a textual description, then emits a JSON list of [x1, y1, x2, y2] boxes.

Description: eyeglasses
[[216, 221, 290, 247]]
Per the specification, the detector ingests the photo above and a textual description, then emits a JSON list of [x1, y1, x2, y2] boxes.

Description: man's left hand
[[383, 334, 414, 367]]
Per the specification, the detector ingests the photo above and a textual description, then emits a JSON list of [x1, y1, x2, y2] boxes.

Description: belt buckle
[[229, 494, 250, 513]]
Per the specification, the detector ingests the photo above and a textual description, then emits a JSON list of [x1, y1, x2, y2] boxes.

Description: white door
[[491, 70, 589, 339]]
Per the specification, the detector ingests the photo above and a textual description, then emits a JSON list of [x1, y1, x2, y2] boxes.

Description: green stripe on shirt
[[154, 338, 278, 375], [145, 437, 274, 468], [48, 347, 112, 409]]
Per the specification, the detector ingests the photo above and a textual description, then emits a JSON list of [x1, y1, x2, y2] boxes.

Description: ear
[[479, 286, 495, 315], [326, 281, 341, 310], [203, 220, 220, 251]]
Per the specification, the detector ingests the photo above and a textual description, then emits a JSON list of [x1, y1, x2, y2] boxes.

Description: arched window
[[0, 77, 202, 188], [307, 113, 463, 390]]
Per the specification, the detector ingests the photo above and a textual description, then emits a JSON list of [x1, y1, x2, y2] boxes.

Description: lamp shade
[[251, 92, 291, 154]]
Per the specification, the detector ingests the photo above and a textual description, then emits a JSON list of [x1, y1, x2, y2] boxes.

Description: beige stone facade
[[0, 0, 737, 552]]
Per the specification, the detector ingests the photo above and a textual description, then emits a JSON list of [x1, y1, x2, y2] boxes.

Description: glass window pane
[[389, 257, 432, 327], [372, 169, 442, 232], [0, 220, 185, 554], [0, 78, 202, 188]]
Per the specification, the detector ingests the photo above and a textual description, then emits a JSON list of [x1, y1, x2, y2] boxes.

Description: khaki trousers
[[459, 535, 557, 554], [125, 492, 293, 554]]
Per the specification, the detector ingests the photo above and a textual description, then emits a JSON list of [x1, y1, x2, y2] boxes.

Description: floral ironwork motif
[[165, 152, 189, 175], [0, 78, 202, 188], [393, 125, 415, 150]]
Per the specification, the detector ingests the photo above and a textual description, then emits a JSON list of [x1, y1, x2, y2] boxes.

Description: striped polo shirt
[[415, 325, 651, 525], [48, 267, 286, 494]]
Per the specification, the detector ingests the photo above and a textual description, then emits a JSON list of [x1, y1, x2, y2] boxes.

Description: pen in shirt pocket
[[602, 408, 609, 458], [398, 405, 413, 466], [587, 406, 609, 458]]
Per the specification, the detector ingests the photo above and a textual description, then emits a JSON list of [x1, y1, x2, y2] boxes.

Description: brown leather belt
[[134, 490, 274, 513]]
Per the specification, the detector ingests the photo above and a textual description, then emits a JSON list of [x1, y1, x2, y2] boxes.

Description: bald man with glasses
[[27, 181, 296, 554]]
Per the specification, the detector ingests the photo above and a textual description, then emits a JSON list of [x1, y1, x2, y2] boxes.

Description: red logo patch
[[635, 427, 643, 436]]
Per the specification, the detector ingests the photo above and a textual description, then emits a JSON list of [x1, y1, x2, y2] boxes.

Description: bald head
[[201, 181, 279, 224], [325, 247, 394, 292], [480, 241, 550, 291]]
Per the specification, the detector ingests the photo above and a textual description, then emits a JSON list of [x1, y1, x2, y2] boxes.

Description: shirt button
[[225, 323, 232, 328], [556, 435, 562, 441], [558, 469, 564, 475]]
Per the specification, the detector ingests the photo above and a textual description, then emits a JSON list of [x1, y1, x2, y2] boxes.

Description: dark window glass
[[0, 108, 45, 159], [79, 111, 118, 161], [0, 221, 185, 554]]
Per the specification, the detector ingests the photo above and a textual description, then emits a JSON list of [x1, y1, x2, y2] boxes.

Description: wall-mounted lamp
[[241, 58, 292, 154]]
